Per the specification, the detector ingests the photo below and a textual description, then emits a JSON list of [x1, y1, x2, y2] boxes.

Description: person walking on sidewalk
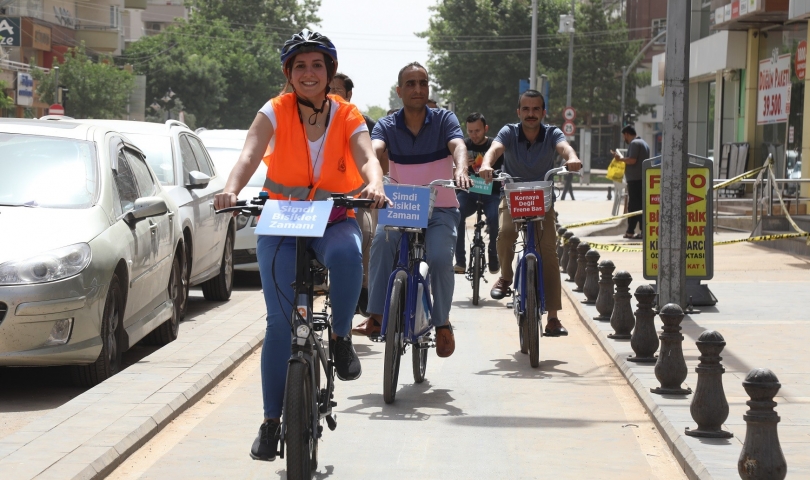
[[613, 125, 649, 239], [559, 156, 576, 201], [478, 89, 582, 337], [354, 61, 472, 357], [454, 112, 503, 275]]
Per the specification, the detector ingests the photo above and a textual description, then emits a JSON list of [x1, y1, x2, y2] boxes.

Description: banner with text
[[468, 174, 493, 195], [377, 185, 433, 229], [254, 200, 333, 237], [757, 52, 791, 125]]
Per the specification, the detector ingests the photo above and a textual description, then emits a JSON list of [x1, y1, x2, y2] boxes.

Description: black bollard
[[573, 242, 590, 292], [607, 185, 613, 200], [556, 227, 568, 263], [565, 236, 580, 282], [607, 271, 634, 339], [628, 285, 658, 363], [594, 260, 615, 321], [738, 368, 787, 480], [685, 331, 734, 438], [560, 231, 574, 272], [582, 249, 600, 304], [650, 303, 692, 395]]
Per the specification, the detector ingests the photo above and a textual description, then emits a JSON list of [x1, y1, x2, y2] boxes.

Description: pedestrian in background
[[612, 125, 649, 239]]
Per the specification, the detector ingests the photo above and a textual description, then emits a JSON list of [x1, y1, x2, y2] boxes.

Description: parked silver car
[[196, 129, 267, 271], [0, 119, 185, 386], [70, 120, 235, 316]]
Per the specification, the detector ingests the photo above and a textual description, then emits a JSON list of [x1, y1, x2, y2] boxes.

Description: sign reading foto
[[508, 189, 546, 218], [254, 200, 333, 237], [642, 157, 713, 281], [757, 51, 791, 125], [377, 185, 434, 229]]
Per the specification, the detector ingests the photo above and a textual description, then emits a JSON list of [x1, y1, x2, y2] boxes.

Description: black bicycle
[[217, 193, 376, 479], [465, 197, 489, 305]]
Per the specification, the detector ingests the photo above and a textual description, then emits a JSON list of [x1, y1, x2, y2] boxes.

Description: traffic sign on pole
[[562, 120, 576, 136], [563, 107, 576, 121], [48, 104, 64, 116]]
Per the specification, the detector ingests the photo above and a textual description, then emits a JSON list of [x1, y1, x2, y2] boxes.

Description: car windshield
[[121, 133, 175, 185], [207, 148, 267, 187], [0, 133, 97, 208]]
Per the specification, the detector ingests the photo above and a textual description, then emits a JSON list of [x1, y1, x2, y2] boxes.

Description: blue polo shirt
[[372, 107, 463, 208], [495, 123, 566, 182]]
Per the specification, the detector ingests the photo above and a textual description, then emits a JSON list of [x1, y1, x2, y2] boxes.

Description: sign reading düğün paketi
[[377, 184, 434, 229], [254, 200, 333, 237], [643, 160, 713, 280], [508, 189, 545, 218], [757, 52, 791, 125]]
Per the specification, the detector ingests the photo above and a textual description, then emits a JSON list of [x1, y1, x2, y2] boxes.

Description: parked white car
[[69, 120, 236, 315], [197, 129, 267, 271], [0, 119, 185, 386]]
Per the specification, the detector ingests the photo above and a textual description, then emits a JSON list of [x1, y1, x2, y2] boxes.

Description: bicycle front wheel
[[525, 256, 541, 368], [384, 271, 407, 404], [471, 245, 482, 305], [285, 361, 316, 479]]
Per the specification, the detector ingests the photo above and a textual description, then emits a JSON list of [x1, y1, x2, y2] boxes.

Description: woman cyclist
[[213, 30, 388, 462]]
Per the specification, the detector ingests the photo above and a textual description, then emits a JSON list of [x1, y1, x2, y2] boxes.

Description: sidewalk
[[554, 199, 810, 479]]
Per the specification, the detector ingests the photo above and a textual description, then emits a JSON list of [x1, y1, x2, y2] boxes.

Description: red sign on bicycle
[[508, 190, 545, 218]]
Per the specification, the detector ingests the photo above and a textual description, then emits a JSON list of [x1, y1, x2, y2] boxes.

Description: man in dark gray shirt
[[613, 125, 650, 239]]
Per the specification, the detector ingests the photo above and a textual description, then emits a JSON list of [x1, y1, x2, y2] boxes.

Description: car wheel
[[145, 254, 182, 346], [201, 232, 234, 301], [71, 276, 124, 387]]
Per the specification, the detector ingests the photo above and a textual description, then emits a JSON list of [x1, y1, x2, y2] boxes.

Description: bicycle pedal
[[326, 413, 337, 431]]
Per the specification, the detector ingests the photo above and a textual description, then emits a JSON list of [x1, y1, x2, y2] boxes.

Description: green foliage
[[364, 105, 388, 121], [388, 83, 403, 110], [422, 0, 647, 130], [125, 1, 320, 128], [0, 79, 13, 111], [32, 45, 134, 119]]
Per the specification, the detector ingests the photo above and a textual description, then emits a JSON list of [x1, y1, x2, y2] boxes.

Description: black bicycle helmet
[[280, 29, 338, 72]]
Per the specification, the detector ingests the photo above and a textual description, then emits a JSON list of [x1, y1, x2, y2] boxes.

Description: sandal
[[622, 233, 635, 239], [632, 233, 643, 240]]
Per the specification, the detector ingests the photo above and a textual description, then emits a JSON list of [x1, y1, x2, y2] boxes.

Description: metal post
[[53, 66, 59, 104], [566, 0, 575, 107], [530, 0, 538, 90], [658, 0, 690, 308]]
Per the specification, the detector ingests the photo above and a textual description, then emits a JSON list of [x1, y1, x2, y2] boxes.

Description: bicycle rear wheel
[[383, 271, 407, 404], [525, 257, 541, 368], [285, 360, 316, 478], [471, 245, 482, 305], [412, 341, 428, 383]]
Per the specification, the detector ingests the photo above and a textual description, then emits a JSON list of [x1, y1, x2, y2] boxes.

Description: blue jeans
[[256, 218, 362, 419], [367, 207, 460, 326], [455, 190, 499, 266]]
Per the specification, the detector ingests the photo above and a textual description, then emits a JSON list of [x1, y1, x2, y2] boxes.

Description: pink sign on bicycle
[[508, 190, 545, 218]]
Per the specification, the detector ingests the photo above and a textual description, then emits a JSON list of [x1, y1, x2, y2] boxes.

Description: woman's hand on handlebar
[[360, 180, 391, 208]]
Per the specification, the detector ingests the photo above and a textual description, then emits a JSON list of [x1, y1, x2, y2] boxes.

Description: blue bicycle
[[504, 167, 568, 368], [380, 179, 457, 404]]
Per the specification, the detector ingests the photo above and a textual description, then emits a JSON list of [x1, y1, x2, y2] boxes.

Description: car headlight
[[236, 215, 250, 230], [0, 243, 92, 285]]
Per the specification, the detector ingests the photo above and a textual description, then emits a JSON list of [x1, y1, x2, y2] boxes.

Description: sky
[[317, 0, 436, 112]]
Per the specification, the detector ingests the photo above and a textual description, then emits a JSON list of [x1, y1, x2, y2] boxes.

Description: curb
[[0, 295, 267, 480], [560, 282, 712, 480]]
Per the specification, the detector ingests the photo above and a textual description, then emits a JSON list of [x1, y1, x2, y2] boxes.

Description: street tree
[[0, 80, 13, 112], [33, 45, 134, 119], [388, 83, 403, 111], [364, 105, 387, 121]]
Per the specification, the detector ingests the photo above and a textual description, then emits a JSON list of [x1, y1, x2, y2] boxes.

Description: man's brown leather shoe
[[544, 317, 569, 337], [490, 277, 512, 300], [351, 318, 381, 337], [435, 323, 455, 357]]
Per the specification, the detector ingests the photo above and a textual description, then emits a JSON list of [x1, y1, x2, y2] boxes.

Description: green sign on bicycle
[[468, 174, 493, 195]]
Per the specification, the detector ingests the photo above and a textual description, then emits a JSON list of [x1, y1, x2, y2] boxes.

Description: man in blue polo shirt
[[478, 89, 582, 337], [356, 61, 471, 358]]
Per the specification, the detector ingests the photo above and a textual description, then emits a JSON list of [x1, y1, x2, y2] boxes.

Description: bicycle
[[503, 167, 568, 368], [217, 192, 376, 479], [463, 175, 508, 305], [379, 179, 459, 404]]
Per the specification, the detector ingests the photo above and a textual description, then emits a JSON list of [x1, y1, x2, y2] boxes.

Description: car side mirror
[[186, 170, 210, 189], [125, 197, 168, 225]]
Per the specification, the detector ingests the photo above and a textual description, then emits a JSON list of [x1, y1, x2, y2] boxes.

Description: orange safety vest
[[262, 93, 365, 209]]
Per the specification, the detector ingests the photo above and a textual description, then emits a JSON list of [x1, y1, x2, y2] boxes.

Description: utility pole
[[659, 0, 690, 308], [566, 0, 575, 107], [53, 66, 59, 104], [530, 0, 538, 89]]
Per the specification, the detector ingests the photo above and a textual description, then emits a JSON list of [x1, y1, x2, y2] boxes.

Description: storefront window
[[755, 24, 806, 179]]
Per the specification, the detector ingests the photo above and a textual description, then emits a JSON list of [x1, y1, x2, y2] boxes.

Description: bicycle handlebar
[[215, 194, 380, 216], [545, 167, 569, 181]]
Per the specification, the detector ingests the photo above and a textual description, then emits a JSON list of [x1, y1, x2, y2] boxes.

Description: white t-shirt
[[259, 99, 368, 181]]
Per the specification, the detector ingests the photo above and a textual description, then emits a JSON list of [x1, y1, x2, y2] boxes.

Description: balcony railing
[[0, 59, 50, 74]]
